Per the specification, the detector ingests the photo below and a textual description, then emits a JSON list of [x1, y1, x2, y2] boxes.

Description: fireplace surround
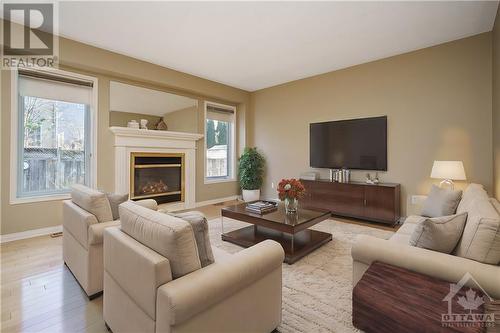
[[110, 126, 203, 210]]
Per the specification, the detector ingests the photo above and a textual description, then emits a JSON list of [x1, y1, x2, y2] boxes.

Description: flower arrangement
[[277, 178, 305, 200]]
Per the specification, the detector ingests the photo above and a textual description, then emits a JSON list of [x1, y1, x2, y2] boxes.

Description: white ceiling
[[10, 1, 500, 91], [109, 81, 197, 116]]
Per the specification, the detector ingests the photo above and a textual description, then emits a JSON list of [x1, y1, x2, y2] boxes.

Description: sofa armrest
[[157, 240, 284, 326], [63, 200, 98, 249], [88, 220, 120, 245], [352, 235, 500, 299]]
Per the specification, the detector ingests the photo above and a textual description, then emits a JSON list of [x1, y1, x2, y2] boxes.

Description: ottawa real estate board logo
[[442, 273, 496, 329], [2, 2, 58, 69]]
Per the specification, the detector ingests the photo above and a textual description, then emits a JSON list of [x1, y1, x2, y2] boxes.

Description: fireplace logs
[[140, 180, 169, 195]]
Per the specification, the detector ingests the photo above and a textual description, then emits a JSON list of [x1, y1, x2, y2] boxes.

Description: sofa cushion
[[409, 213, 467, 254], [71, 184, 113, 223], [421, 185, 462, 218], [457, 183, 489, 214], [389, 232, 412, 244], [490, 198, 500, 215], [388, 220, 418, 244], [169, 211, 215, 267], [403, 215, 426, 225], [455, 198, 500, 264], [119, 201, 201, 278], [106, 193, 128, 220]]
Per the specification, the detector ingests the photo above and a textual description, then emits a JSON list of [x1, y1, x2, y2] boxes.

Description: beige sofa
[[103, 201, 284, 333], [352, 183, 500, 299], [63, 185, 156, 298]]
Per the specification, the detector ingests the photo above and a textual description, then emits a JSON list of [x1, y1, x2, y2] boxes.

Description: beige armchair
[[63, 184, 157, 299], [103, 201, 284, 333], [63, 185, 121, 298]]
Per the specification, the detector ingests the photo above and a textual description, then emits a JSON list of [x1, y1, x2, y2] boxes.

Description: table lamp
[[430, 161, 466, 190]]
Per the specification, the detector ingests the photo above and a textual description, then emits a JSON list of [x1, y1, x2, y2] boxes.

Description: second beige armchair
[[103, 201, 284, 333]]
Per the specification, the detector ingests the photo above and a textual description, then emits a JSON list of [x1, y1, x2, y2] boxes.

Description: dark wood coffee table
[[221, 202, 331, 264]]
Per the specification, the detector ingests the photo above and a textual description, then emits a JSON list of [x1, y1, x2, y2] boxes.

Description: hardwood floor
[[0, 200, 239, 333], [0, 200, 396, 332]]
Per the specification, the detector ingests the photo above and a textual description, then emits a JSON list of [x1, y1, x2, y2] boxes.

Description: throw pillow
[[106, 193, 128, 220], [409, 212, 468, 254], [457, 183, 489, 214], [421, 185, 462, 218], [71, 184, 113, 223], [454, 198, 500, 265], [169, 211, 215, 267]]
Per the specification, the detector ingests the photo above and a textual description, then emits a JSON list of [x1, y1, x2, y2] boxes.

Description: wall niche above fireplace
[[130, 152, 184, 204]]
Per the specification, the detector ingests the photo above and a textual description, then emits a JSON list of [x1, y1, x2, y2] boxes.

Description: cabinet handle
[[364, 199, 367, 206]]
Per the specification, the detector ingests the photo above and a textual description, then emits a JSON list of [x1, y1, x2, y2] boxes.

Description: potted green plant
[[238, 147, 265, 202]]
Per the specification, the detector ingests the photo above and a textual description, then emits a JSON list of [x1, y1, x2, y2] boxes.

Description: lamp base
[[439, 179, 455, 190]]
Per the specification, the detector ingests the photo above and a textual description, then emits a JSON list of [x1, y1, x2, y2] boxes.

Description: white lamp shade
[[430, 161, 466, 180]]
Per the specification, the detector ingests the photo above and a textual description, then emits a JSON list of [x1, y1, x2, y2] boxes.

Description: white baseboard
[[0, 196, 239, 243], [0, 225, 62, 244], [195, 195, 240, 208]]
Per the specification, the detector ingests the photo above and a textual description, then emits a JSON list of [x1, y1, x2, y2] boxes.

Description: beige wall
[[2, 22, 497, 235], [1, 26, 249, 235], [493, 8, 500, 200], [162, 106, 199, 133], [249, 33, 493, 215]]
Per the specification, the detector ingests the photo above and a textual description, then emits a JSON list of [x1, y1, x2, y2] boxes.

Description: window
[[205, 102, 236, 183], [13, 69, 96, 202]]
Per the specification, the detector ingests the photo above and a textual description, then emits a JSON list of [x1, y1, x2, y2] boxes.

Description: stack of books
[[245, 201, 278, 214]]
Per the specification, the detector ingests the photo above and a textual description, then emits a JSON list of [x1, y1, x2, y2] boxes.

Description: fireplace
[[130, 152, 184, 204]]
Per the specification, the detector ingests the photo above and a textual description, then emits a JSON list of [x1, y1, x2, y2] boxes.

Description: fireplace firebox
[[130, 152, 184, 204]]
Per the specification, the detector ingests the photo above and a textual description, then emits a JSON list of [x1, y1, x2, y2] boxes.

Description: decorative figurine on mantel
[[127, 120, 139, 129], [155, 117, 168, 131]]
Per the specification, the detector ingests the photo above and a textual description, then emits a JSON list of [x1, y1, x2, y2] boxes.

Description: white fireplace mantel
[[110, 126, 204, 210]]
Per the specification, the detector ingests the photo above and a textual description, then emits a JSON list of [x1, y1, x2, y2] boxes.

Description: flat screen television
[[310, 116, 387, 171]]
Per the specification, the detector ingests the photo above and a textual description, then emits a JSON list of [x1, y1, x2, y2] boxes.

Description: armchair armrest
[[88, 220, 120, 245], [133, 199, 158, 211], [63, 200, 98, 249], [157, 240, 284, 326], [352, 235, 500, 299]]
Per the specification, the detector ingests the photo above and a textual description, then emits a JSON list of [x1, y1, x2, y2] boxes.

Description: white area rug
[[208, 217, 394, 333]]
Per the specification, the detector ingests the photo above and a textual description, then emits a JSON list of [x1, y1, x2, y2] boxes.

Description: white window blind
[[206, 105, 235, 122], [16, 70, 94, 199], [18, 71, 93, 105]]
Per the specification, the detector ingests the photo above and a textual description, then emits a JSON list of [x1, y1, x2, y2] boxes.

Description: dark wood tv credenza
[[300, 179, 401, 225]]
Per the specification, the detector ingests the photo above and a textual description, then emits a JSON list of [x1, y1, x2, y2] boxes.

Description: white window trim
[[203, 101, 236, 184], [10, 68, 98, 205]]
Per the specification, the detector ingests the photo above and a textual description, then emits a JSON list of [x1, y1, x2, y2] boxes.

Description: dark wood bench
[[353, 262, 490, 333]]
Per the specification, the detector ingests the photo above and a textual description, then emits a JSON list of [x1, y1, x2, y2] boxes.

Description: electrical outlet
[[271, 182, 275, 189], [411, 195, 427, 205]]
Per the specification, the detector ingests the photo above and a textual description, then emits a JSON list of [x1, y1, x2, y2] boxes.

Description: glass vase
[[284, 197, 298, 214]]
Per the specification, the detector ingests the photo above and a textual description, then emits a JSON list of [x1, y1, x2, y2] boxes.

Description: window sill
[[10, 193, 71, 205], [204, 177, 237, 185]]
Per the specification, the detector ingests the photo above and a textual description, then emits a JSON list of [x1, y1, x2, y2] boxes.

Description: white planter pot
[[242, 189, 260, 202]]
